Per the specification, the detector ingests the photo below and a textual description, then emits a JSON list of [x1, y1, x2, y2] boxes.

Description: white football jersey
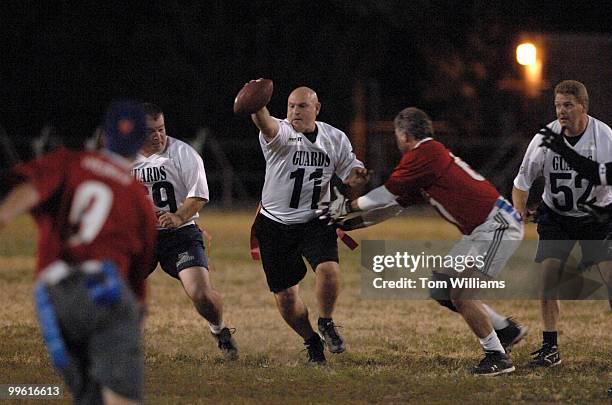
[[260, 119, 364, 224], [132, 136, 209, 228], [514, 116, 612, 217]]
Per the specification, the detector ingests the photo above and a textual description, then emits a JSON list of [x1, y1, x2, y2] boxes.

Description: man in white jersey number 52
[[513, 80, 612, 368]]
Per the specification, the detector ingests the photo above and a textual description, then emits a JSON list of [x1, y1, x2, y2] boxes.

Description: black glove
[[538, 125, 568, 154], [578, 201, 612, 224]]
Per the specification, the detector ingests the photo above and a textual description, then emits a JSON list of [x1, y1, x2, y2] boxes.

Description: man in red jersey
[[0, 101, 157, 404], [320, 107, 525, 376]]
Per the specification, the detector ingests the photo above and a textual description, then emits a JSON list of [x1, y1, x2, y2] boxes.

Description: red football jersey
[[13, 148, 157, 300], [385, 138, 500, 235]]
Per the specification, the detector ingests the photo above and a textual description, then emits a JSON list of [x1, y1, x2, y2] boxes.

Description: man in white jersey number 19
[[250, 85, 368, 364], [513, 80, 612, 368], [133, 103, 238, 359]]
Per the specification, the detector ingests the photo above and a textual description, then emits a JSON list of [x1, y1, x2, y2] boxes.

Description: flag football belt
[[35, 260, 123, 370], [495, 197, 522, 223], [37, 260, 123, 305], [34, 282, 70, 370]]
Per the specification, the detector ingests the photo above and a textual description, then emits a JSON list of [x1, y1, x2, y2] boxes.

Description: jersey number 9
[[67, 181, 113, 246], [151, 181, 178, 213]]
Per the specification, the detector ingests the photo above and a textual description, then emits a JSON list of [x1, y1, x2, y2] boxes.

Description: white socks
[[209, 322, 225, 334], [479, 330, 505, 353], [482, 304, 509, 330]]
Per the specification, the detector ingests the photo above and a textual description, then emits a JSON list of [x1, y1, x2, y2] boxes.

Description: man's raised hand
[[539, 124, 567, 154]]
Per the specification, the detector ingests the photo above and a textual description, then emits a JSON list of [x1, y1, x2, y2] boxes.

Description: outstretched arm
[[0, 182, 40, 229], [352, 185, 398, 212], [560, 147, 609, 185], [539, 125, 610, 185], [251, 107, 279, 142], [318, 185, 403, 230]]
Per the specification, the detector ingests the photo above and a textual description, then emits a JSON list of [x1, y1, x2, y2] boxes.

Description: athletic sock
[[482, 304, 510, 330], [318, 317, 333, 328], [479, 330, 506, 353], [304, 333, 321, 345], [543, 331, 558, 347], [209, 322, 226, 334]]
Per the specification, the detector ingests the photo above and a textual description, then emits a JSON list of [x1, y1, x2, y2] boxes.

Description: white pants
[[448, 198, 524, 278]]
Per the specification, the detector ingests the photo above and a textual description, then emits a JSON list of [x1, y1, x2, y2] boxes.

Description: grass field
[[0, 209, 610, 404]]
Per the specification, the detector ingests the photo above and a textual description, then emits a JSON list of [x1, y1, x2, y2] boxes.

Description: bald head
[[289, 87, 319, 103], [287, 86, 321, 133]]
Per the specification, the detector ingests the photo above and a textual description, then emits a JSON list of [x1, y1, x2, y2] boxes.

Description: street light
[[516, 43, 537, 66], [516, 42, 542, 97]]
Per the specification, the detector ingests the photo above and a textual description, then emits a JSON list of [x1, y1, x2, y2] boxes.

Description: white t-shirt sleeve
[[356, 185, 399, 211], [335, 131, 364, 181], [177, 143, 209, 201], [259, 118, 291, 150], [514, 133, 546, 191]]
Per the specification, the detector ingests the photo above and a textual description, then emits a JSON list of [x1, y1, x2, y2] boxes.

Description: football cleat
[[304, 334, 326, 365], [495, 318, 528, 352], [471, 351, 515, 376], [529, 344, 561, 368], [212, 327, 239, 360], [318, 320, 346, 354]]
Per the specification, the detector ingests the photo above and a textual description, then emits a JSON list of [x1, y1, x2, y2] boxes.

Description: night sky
[[2, 1, 608, 136]]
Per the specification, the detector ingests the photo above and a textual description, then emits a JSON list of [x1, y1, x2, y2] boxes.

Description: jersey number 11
[[289, 168, 323, 209]]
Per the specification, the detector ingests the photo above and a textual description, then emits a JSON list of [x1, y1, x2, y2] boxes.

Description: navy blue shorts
[[535, 203, 612, 265], [149, 224, 209, 279]]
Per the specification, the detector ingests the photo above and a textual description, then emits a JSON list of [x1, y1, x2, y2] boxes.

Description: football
[[233, 78, 273, 115]]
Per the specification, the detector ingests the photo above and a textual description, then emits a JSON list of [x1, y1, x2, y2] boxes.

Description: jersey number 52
[[550, 173, 595, 211]]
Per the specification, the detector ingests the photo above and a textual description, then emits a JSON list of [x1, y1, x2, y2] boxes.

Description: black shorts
[[150, 224, 209, 278], [535, 203, 612, 264], [38, 268, 143, 403], [254, 214, 339, 293]]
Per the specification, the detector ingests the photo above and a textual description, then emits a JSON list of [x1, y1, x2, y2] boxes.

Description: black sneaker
[[211, 327, 239, 360], [318, 320, 346, 354], [529, 344, 561, 368], [495, 318, 528, 352], [304, 334, 326, 365], [471, 351, 515, 376]]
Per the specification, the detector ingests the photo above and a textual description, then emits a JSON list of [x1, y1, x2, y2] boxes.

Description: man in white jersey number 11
[[132, 103, 238, 359], [250, 85, 368, 364]]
